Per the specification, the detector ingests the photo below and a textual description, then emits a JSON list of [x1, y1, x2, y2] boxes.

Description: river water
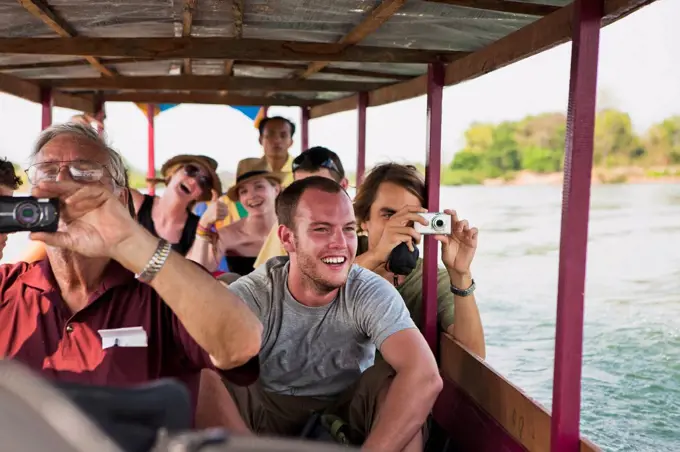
[[2, 183, 679, 451]]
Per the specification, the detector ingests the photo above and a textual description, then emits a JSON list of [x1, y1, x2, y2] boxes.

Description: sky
[[0, 0, 678, 175]]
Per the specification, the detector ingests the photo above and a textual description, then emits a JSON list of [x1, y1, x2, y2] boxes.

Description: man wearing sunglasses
[[252, 146, 348, 270]]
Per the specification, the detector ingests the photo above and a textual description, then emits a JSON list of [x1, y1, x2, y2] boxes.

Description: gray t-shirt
[[228, 256, 417, 398]]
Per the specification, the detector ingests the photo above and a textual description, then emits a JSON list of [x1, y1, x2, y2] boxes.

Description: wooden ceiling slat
[[0, 58, 413, 81], [41, 75, 387, 92], [181, 0, 198, 74], [224, 0, 244, 76], [0, 71, 96, 112], [0, 37, 469, 64], [17, 0, 115, 77], [104, 92, 321, 107]]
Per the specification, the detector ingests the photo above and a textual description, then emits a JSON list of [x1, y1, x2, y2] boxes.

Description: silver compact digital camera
[[414, 212, 451, 235]]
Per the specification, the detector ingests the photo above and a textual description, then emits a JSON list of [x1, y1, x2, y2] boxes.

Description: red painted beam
[[40, 88, 52, 130], [422, 63, 444, 353], [147, 104, 156, 196], [551, 0, 603, 450], [356, 92, 367, 186], [300, 106, 310, 151]]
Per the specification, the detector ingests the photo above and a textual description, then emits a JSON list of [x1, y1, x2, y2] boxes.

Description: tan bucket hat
[[160, 154, 222, 201], [226, 158, 284, 202]]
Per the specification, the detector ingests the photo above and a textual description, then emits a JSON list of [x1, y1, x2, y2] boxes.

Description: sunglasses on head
[[184, 164, 212, 189], [292, 154, 341, 175]]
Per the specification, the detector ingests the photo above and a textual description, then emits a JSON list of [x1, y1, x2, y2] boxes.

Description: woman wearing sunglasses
[[129, 154, 222, 256]]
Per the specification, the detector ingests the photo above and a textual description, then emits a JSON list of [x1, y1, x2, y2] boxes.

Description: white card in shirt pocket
[[98, 326, 148, 349]]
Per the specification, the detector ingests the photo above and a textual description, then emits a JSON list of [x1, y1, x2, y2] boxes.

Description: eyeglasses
[[26, 160, 116, 185], [183, 164, 212, 189], [292, 154, 342, 176]]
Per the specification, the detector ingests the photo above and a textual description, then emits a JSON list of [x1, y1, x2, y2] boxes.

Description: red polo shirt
[[0, 259, 258, 415]]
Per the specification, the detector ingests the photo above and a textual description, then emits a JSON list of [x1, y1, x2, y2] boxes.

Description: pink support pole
[[95, 97, 105, 136], [262, 106, 269, 117], [422, 63, 444, 353], [40, 88, 52, 130], [550, 0, 603, 450], [147, 104, 156, 196], [301, 107, 310, 151], [356, 92, 368, 186]]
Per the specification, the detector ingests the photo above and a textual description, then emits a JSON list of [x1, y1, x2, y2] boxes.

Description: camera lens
[[15, 202, 41, 227], [434, 218, 444, 228]]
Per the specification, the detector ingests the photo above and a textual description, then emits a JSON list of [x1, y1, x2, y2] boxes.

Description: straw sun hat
[[226, 158, 284, 202], [160, 154, 222, 202]]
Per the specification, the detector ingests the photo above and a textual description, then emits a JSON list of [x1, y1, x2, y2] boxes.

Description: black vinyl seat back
[[55, 379, 192, 452]]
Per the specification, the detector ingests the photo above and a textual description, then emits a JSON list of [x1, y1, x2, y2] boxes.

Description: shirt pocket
[[102, 346, 150, 385]]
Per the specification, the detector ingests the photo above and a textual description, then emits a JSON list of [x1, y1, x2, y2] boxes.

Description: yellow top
[[260, 154, 294, 188], [253, 221, 286, 268]]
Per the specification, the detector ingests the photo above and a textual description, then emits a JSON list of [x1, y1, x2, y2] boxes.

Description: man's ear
[[278, 224, 296, 254], [340, 178, 349, 190]]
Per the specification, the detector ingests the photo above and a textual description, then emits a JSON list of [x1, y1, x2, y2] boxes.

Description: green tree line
[[442, 110, 680, 185]]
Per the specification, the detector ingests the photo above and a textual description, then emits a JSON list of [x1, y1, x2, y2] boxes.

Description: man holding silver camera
[[353, 163, 485, 358]]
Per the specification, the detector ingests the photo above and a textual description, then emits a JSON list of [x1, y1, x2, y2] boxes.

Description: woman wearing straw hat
[[187, 158, 282, 275], [128, 154, 223, 256]]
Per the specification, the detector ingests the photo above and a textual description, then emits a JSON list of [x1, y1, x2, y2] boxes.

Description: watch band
[[450, 279, 476, 297], [136, 239, 172, 284]]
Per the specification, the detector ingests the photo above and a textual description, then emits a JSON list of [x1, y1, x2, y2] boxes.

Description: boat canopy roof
[[0, 0, 654, 116]]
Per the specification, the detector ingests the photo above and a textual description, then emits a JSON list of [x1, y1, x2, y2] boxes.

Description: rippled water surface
[[4, 183, 679, 451]]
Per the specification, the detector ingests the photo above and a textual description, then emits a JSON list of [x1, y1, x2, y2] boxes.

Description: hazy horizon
[[0, 0, 678, 174]]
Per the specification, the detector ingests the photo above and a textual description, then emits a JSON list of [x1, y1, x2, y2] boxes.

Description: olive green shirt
[[396, 259, 455, 332]]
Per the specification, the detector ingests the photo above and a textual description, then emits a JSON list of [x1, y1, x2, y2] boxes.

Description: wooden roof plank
[[240, 61, 414, 81], [52, 91, 96, 113], [0, 71, 96, 112], [103, 92, 321, 107], [40, 75, 388, 92], [0, 37, 469, 64], [0, 58, 413, 81], [0, 57, 161, 71], [292, 0, 408, 79], [309, 0, 655, 119], [425, 0, 561, 16], [224, 0, 244, 76], [17, 0, 115, 77], [181, 0, 198, 74], [0, 71, 41, 102]]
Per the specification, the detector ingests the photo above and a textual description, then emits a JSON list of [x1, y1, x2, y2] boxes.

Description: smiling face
[[237, 176, 280, 216], [167, 163, 211, 202], [284, 189, 357, 292]]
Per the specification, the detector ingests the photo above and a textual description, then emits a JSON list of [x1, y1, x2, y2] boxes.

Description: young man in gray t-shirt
[[222, 176, 442, 451]]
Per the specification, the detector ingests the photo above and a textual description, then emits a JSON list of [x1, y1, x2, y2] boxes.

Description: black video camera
[[0, 196, 59, 233]]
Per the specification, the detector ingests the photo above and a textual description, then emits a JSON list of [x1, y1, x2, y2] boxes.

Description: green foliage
[[445, 110, 680, 185]]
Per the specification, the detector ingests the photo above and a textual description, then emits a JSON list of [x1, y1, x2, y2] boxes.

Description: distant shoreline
[[482, 166, 680, 186]]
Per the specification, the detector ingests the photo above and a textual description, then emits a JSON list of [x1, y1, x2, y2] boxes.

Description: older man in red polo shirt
[[0, 123, 262, 426]]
